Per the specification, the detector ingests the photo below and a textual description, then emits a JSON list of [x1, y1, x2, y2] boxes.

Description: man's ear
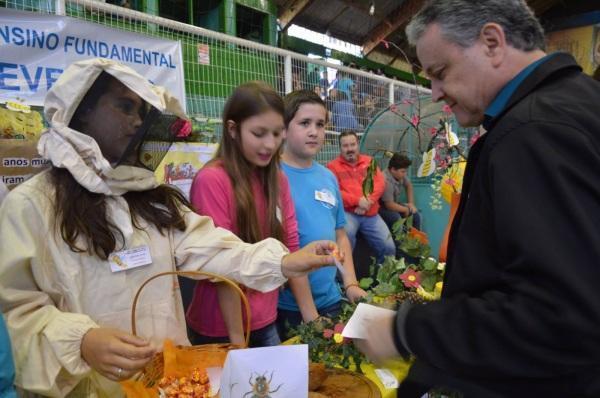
[[226, 120, 236, 139], [480, 22, 507, 67]]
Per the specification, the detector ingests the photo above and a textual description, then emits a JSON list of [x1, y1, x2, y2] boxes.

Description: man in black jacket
[[355, 1, 600, 397]]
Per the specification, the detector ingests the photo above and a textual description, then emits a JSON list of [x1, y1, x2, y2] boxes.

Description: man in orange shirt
[[327, 131, 395, 264]]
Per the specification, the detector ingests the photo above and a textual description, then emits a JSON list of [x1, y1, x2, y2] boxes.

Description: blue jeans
[[188, 322, 281, 347], [276, 302, 342, 341], [379, 207, 422, 231], [344, 212, 396, 264]]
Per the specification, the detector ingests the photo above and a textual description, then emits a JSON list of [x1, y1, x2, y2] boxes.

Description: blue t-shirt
[[278, 161, 346, 311], [0, 316, 16, 398]]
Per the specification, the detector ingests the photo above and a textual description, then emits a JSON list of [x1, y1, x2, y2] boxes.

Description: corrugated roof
[[276, 0, 571, 70]]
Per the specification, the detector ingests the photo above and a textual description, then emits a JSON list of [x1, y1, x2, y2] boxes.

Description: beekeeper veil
[[38, 58, 189, 196]]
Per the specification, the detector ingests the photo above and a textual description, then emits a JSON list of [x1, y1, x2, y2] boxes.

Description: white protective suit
[[0, 59, 289, 397]]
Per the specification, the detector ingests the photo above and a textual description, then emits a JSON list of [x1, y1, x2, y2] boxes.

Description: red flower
[[333, 323, 344, 334], [399, 269, 422, 288], [429, 127, 437, 136], [323, 323, 348, 344], [411, 115, 420, 126], [442, 104, 453, 115], [470, 132, 481, 146], [171, 118, 192, 138]]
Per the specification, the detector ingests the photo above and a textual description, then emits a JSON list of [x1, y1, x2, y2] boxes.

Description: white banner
[[0, 9, 186, 111]]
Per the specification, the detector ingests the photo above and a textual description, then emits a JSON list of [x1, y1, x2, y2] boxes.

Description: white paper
[[206, 367, 222, 396], [220, 345, 308, 398], [333, 257, 346, 276], [341, 303, 397, 339], [374, 368, 399, 389]]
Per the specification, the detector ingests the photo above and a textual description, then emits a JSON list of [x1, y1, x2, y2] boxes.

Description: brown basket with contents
[[123, 270, 251, 396]]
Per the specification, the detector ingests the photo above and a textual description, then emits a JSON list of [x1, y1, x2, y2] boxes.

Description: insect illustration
[[242, 371, 283, 398]]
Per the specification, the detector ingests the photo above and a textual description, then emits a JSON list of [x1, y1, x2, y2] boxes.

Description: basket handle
[[131, 270, 251, 348]]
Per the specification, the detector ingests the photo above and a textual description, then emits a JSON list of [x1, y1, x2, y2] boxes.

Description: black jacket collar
[[484, 52, 582, 131]]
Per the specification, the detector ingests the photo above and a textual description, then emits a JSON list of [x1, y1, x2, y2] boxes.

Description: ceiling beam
[[527, 0, 563, 15], [337, 0, 386, 20], [362, 0, 427, 56], [279, 0, 315, 31]]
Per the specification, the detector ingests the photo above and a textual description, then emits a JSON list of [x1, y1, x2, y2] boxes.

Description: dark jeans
[[379, 206, 422, 231], [276, 301, 342, 341], [188, 322, 280, 348]]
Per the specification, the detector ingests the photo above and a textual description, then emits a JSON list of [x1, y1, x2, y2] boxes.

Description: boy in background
[[379, 153, 421, 230], [277, 90, 366, 338]]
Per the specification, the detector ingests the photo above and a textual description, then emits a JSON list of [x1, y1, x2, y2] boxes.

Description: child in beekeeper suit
[[0, 58, 338, 397]]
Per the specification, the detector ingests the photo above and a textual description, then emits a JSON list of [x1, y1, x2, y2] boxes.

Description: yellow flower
[[416, 286, 436, 301], [333, 333, 344, 344], [434, 282, 443, 295]]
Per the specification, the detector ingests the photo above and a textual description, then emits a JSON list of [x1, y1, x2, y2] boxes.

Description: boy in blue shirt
[[277, 90, 366, 338]]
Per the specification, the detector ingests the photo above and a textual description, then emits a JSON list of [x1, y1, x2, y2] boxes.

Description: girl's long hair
[[211, 81, 285, 243], [52, 72, 192, 260]]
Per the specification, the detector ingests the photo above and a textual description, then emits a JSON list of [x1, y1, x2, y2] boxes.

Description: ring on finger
[[117, 367, 123, 378]]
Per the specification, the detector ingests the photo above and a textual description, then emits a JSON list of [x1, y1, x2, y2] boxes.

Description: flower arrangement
[[362, 99, 473, 210], [289, 304, 366, 372], [289, 216, 445, 372], [359, 215, 445, 307]]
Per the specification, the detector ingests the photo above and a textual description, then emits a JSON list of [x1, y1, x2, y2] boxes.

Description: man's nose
[[431, 81, 444, 102]]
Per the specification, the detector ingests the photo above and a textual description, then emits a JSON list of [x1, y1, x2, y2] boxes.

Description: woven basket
[[131, 270, 251, 387]]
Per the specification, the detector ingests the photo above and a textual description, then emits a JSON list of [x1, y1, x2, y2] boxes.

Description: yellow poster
[[546, 25, 596, 74], [154, 142, 218, 199]]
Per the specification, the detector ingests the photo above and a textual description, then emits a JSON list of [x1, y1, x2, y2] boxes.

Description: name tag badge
[[109, 246, 152, 273], [314, 189, 336, 207]]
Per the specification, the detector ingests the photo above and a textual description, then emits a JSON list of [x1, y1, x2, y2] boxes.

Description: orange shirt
[[327, 154, 385, 216]]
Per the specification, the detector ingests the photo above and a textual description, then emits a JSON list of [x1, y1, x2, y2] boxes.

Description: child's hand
[[281, 241, 338, 278], [81, 328, 155, 381]]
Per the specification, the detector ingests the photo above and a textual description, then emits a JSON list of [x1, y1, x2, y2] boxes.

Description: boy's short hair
[[388, 153, 412, 169], [283, 90, 327, 127], [338, 130, 359, 146]]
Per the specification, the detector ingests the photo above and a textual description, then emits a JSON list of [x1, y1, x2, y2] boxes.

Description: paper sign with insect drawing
[[220, 345, 308, 398]]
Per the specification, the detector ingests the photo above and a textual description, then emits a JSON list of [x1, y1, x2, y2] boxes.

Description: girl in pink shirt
[[186, 82, 299, 347]]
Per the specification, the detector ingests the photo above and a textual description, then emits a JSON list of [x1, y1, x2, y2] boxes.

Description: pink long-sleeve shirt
[[186, 162, 299, 336]]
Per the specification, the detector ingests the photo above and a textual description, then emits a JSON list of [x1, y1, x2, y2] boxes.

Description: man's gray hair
[[406, 0, 545, 51]]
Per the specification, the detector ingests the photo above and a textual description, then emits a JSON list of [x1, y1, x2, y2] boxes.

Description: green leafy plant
[[359, 215, 445, 306], [361, 157, 378, 197], [289, 303, 366, 372]]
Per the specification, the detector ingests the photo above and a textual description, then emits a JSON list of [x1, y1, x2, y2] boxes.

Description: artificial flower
[[411, 114, 420, 126], [416, 285, 439, 301], [323, 323, 345, 341], [171, 118, 192, 138], [399, 269, 422, 288]]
